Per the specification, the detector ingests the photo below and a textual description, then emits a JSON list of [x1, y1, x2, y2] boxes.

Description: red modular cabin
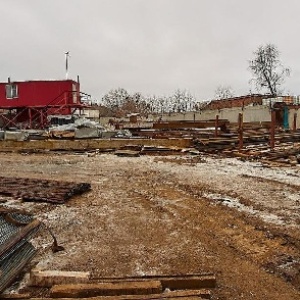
[[0, 79, 88, 129]]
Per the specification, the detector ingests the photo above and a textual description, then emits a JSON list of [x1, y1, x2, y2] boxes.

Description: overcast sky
[[1, 0, 299, 101]]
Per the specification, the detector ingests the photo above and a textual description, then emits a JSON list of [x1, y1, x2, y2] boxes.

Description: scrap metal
[[194, 131, 300, 153], [0, 211, 41, 294], [0, 177, 91, 204]]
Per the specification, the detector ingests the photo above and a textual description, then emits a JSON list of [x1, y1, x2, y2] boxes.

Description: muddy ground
[[0, 152, 300, 299]]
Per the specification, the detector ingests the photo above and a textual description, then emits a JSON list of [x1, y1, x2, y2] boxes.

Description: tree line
[[100, 88, 202, 117], [98, 43, 290, 117]]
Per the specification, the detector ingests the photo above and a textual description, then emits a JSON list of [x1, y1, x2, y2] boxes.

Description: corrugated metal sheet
[[0, 242, 36, 293], [0, 211, 40, 294]]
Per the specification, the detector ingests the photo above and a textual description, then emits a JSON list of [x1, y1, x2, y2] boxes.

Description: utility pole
[[65, 51, 70, 79]]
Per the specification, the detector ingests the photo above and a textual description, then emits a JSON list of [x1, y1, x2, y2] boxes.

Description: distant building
[[203, 94, 273, 110], [202, 94, 300, 110]]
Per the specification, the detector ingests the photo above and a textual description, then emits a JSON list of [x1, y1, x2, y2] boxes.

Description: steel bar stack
[[0, 177, 91, 204]]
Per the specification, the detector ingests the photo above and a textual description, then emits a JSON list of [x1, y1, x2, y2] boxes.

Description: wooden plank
[[30, 297, 208, 300], [32, 288, 210, 299], [0, 294, 30, 299], [160, 275, 216, 290], [50, 281, 163, 298], [29, 270, 90, 288], [31, 298, 206, 300], [0, 139, 193, 152], [114, 150, 141, 157], [90, 274, 216, 289]]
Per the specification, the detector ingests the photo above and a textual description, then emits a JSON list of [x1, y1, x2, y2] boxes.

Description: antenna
[[65, 51, 70, 79]]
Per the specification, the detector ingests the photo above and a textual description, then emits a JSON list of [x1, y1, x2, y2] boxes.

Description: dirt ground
[[1, 152, 300, 299]]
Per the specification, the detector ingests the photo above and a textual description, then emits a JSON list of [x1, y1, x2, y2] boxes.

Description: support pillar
[[238, 112, 243, 151], [293, 113, 297, 132], [28, 108, 32, 129], [214, 114, 219, 137], [270, 110, 276, 149], [40, 110, 44, 129]]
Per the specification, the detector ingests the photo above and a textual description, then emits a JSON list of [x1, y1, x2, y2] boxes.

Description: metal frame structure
[[0, 91, 91, 129]]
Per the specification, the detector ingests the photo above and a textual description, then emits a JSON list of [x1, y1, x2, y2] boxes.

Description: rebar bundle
[[0, 176, 91, 204]]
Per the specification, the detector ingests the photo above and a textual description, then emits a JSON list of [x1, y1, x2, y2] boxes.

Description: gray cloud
[[1, 0, 299, 100]]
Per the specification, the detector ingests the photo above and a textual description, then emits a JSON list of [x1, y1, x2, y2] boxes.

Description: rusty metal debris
[[46, 226, 65, 253], [0, 210, 41, 294], [193, 133, 300, 167], [194, 131, 300, 152], [0, 177, 91, 204]]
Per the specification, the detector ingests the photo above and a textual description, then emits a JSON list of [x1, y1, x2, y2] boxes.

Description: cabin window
[[6, 84, 18, 99]]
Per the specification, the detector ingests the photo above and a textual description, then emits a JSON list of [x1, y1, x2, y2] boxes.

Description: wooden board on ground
[[0, 294, 30, 299], [50, 281, 163, 298], [92, 274, 216, 290], [30, 270, 90, 288], [32, 288, 211, 299]]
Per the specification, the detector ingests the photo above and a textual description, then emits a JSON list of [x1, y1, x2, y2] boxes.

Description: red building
[[0, 79, 88, 129], [204, 94, 274, 110]]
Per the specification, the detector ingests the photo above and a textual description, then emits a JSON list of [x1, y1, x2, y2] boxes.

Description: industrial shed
[[0, 79, 88, 129]]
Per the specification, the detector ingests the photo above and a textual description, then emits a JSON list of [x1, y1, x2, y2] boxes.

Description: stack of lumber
[[8, 271, 217, 299]]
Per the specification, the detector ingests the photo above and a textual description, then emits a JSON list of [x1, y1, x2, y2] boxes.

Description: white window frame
[[6, 84, 18, 99]]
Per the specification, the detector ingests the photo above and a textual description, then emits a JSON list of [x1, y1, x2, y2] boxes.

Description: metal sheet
[[0, 212, 39, 294]]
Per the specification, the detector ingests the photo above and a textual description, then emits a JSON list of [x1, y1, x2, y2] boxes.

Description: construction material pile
[[194, 138, 300, 167], [27, 271, 216, 299], [48, 117, 105, 139], [228, 143, 300, 166], [194, 131, 300, 153], [0, 177, 91, 204]]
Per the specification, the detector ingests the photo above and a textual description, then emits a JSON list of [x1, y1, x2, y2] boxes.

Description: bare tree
[[249, 44, 290, 96], [214, 85, 235, 100], [102, 88, 129, 110], [101, 88, 198, 116], [170, 89, 197, 112]]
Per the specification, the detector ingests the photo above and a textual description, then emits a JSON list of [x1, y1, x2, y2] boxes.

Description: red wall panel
[[0, 80, 80, 108]]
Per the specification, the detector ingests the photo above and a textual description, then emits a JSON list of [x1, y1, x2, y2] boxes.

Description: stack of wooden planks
[[23, 271, 217, 300]]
